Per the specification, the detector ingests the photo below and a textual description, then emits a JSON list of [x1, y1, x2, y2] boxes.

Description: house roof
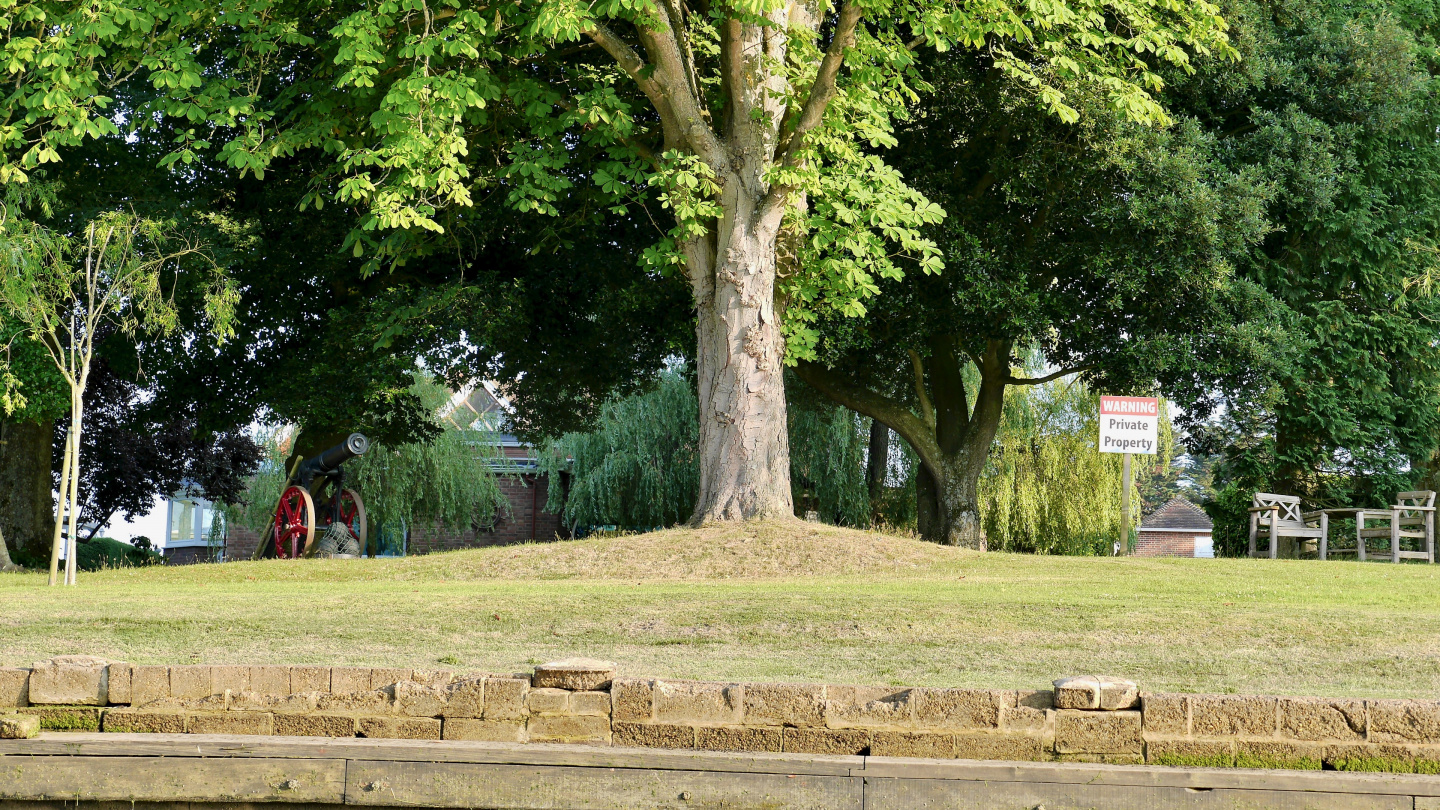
[[1140, 497, 1213, 532]]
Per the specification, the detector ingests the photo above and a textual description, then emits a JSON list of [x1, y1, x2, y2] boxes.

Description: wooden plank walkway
[[3, 733, 1440, 809]]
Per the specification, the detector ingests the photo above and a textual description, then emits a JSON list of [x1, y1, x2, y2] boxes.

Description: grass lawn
[[3, 521, 1439, 699]]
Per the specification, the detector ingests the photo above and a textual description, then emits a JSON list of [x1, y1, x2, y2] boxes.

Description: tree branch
[[795, 360, 943, 475], [758, 2, 862, 222], [1005, 366, 1089, 386], [907, 349, 935, 429], [629, 5, 730, 172]]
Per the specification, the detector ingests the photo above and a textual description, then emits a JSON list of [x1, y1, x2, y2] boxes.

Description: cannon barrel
[[310, 433, 369, 473]]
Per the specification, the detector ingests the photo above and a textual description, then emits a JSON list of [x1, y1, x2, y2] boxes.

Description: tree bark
[[867, 418, 889, 506], [689, 202, 793, 522], [0, 419, 54, 564]]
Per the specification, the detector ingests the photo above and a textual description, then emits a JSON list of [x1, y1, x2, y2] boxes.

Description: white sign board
[[1099, 396, 1158, 455]]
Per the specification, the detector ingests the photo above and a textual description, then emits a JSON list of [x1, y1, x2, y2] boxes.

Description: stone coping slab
[[4, 733, 1440, 806]]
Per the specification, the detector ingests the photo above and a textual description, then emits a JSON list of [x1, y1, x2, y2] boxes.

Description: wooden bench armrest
[[1393, 505, 1436, 512], [1300, 510, 1327, 519], [1247, 506, 1281, 513]]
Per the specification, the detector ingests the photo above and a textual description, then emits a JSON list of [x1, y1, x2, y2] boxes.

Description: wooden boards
[[4, 733, 1440, 809]]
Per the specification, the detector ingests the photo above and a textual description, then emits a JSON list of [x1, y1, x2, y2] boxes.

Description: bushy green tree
[[1168, 0, 1440, 541], [0, 0, 1236, 526], [797, 55, 1273, 546]]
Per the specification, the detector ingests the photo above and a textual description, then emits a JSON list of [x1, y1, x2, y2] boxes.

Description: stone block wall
[[5, 656, 1440, 773]]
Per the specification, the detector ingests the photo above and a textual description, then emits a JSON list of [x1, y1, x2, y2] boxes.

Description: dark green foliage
[[1170, 0, 1440, 537], [17, 536, 165, 572]]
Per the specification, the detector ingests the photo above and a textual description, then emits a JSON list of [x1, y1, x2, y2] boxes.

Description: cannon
[[261, 433, 370, 559]]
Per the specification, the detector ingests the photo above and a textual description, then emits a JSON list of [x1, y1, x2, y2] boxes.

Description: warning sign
[[1099, 396, 1158, 455]]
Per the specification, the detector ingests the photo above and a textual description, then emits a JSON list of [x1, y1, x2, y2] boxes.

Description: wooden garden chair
[[1248, 493, 1326, 559], [1332, 490, 1436, 563]]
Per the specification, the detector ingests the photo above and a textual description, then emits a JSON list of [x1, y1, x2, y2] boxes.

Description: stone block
[[527, 687, 570, 715], [783, 727, 870, 755], [290, 666, 330, 693], [0, 668, 29, 707], [411, 669, 455, 689], [169, 666, 212, 699], [329, 667, 371, 694], [1190, 695, 1278, 737], [393, 680, 447, 717], [1145, 737, 1233, 767], [1235, 739, 1326, 769], [231, 691, 317, 713], [912, 688, 1009, 731], [612, 722, 694, 749], [370, 668, 411, 690], [1054, 710, 1142, 754], [0, 713, 40, 739], [1369, 700, 1440, 743], [533, 658, 617, 691], [20, 705, 103, 731], [275, 713, 357, 737], [102, 709, 186, 734], [1280, 697, 1365, 742], [131, 666, 170, 706], [870, 731, 954, 759], [953, 731, 1047, 761], [483, 677, 529, 721], [187, 712, 273, 735], [248, 666, 290, 696], [442, 677, 485, 718], [1018, 690, 1054, 710], [317, 690, 390, 713], [358, 716, 441, 740], [611, 679, 653, 723], [528, 714, 611, 744], [106, 663, 132, 705], [28, 656, 109, 705], [999, 706, 1047, 732], [571, 691, 611, 717], [744, 683, 825, 728], [698, 726, 783, 753], [443, 718, 527, 742], [655, 680, 742, 725], [210, 665, 249, 696], [1141, 693, 1187, 735], [825, 686, 912, 729], [1053, 676, 1139, 711]]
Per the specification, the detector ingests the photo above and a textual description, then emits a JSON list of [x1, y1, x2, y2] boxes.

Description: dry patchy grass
[[3, 520, 1440, 698]]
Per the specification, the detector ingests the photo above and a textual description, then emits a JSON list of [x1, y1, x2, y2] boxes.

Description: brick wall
[[7, 658, 1440, 774], [1135, 531, 1199, 557], [223, 473, 568, 561]]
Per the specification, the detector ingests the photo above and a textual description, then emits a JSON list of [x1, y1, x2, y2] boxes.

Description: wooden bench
[[1248, 493, 1325, 559], [1327, 490, 1436, 563]]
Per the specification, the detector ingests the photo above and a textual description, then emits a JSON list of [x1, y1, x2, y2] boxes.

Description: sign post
[[1099, 396, 1159, 555]]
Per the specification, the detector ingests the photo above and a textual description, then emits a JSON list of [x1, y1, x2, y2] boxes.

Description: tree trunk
[[0, 419, 54, 564], [0, 525, 15, 571], [687, 173, 794, 524], [867, 419, 889, 506]]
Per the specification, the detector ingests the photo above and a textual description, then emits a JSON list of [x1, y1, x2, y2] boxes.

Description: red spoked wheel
[[327, 488, 368, 552], [272, 485, 316, 559]]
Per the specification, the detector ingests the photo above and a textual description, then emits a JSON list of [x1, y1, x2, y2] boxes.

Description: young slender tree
[[0, 210, 232, 584]]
